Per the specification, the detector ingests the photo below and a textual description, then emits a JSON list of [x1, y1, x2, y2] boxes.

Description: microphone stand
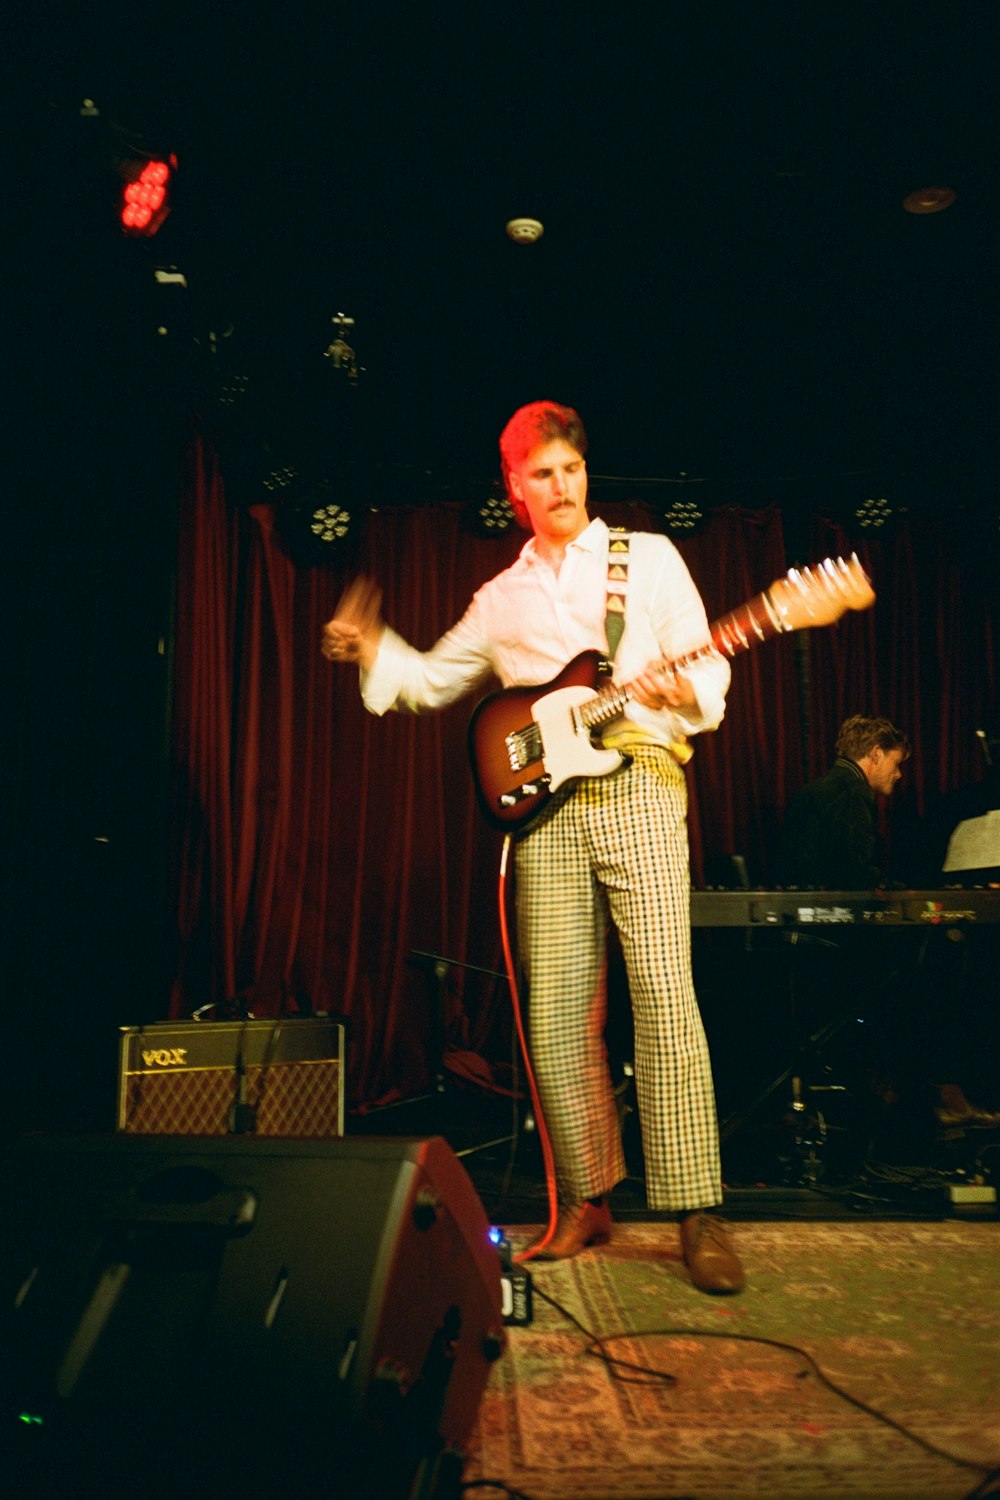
[[407, 950, 515, 1158], [409, 949, 506, 1094]]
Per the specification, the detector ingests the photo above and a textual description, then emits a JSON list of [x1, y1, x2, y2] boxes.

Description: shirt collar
[[519, 514, 606, 566]]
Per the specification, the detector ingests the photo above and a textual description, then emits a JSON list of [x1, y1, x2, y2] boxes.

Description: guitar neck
[[578, 586, 790, 734]]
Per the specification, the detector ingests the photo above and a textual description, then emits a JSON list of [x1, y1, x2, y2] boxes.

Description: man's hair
[[499, 401, 588, 525], [836, 715, 911, 763]]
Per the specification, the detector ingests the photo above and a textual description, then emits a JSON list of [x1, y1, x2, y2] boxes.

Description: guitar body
[[468, 651, 626, 831]]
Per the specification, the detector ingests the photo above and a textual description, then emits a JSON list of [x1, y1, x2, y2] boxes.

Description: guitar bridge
[[505, 725, 542, 773]]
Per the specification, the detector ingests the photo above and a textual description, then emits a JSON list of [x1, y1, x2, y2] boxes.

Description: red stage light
[[120, 157, 174, 236]]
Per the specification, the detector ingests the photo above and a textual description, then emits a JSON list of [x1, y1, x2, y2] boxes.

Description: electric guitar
[[468, 555, 875, 832]]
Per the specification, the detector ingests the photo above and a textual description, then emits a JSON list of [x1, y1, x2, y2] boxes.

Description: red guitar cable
[[496, 833, 560, 1264]]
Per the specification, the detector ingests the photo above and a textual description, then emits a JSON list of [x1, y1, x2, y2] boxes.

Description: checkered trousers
[[515, 745, 722, 1213]]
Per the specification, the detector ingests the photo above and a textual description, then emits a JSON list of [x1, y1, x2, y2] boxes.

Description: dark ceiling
[[8, 1, 999, 513]]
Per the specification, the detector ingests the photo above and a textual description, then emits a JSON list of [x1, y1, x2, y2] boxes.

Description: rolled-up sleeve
[[360, 609, 495, 716]]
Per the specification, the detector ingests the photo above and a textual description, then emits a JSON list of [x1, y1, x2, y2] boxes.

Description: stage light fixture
[[662, 498, 705, 535], [854, 496, 893, 529], [120, 155, 176, 236], [273, 475, 359, 565], [262, 465, 299, 496], [471, 492, 516, 536], [310, 500, 353, 544], [324, 312, 362, 384]]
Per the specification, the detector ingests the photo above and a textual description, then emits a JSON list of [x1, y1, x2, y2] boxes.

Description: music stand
[[942, 810, 1000, 884]]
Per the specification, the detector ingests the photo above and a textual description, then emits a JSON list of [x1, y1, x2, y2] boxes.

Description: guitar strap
[[604, 525, 695, 766], [605, 527, 630, 659]]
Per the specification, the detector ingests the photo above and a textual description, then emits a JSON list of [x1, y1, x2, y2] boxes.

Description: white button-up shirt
[[361, 517, 729, 744]]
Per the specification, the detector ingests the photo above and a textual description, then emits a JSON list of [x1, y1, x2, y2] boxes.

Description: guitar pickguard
[[529, 686, 625, 792]]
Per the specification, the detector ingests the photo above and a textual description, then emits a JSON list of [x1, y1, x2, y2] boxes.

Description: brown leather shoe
[[680, 1211, 744, 1294], [524, 1199, 612, 1260]]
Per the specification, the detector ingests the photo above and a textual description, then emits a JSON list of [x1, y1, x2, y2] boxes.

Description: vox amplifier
[[117, 1018, 345, 1137]]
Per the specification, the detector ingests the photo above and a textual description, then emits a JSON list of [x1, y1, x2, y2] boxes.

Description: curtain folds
[[168, 437, 997, 1106]]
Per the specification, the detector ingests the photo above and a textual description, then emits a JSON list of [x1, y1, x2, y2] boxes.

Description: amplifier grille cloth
[[121, 1060, 342, 1137]]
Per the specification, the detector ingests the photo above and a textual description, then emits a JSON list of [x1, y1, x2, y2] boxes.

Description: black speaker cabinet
[[0, 1133, 504, 1499], [117, 1019, 346, 1137]]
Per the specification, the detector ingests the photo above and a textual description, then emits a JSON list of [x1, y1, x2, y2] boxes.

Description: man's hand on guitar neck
[[630, 660, 698, 713], [321, 576, 385, 671]]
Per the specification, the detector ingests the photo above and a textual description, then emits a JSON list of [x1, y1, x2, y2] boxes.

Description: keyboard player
[[774, 715, 1000, 1132]]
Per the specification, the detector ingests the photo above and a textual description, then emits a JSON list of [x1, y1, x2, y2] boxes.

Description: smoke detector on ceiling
[[506, 217, 544, 243]]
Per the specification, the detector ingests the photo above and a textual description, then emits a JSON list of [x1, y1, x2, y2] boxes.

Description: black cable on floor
[[532, 1283, 996, 1482]]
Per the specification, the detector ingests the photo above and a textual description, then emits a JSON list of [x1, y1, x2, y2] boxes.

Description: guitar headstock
[[768, 555, 876, 631]]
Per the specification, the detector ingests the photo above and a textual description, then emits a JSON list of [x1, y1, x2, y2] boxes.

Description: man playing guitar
[[322, 400, 745, 1292]]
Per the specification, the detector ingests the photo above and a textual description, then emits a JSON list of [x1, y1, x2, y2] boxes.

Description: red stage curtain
[[168, 436, 997, 1106]]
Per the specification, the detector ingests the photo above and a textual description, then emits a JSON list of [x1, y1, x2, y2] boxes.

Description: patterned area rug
[[462, 1220, 1000, 1500]]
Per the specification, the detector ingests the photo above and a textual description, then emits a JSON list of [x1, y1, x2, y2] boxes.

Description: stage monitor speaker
[[117, 1018, 345, 1137], [0, 1133, 504, 1500]]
